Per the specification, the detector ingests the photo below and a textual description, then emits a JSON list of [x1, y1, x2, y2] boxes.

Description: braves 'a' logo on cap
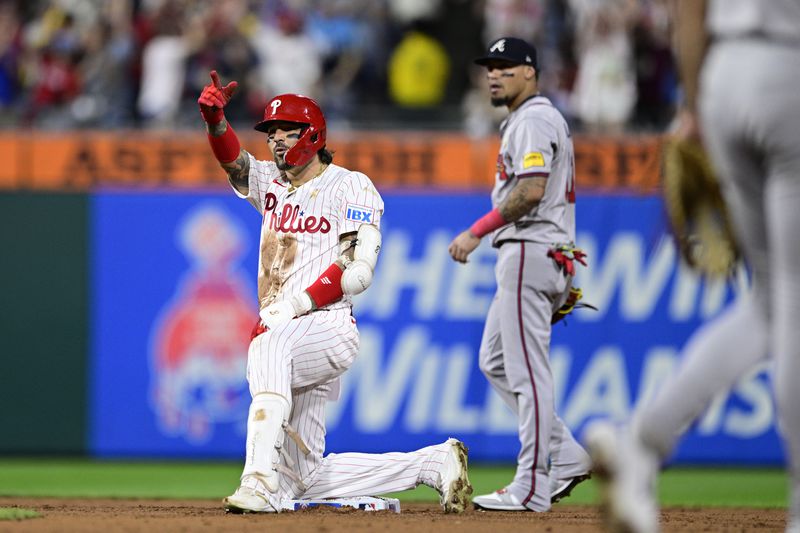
[[270, 99, 282, 115], [490, 39, 506, 53]]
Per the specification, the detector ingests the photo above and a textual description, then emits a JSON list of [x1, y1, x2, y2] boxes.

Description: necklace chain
[[288, 163, 328, 194]]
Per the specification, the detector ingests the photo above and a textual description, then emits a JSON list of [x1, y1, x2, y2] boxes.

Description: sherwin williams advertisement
[[90, 192, 777, 464]]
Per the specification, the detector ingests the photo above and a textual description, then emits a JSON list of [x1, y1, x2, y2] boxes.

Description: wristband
[[469, 208, 507, 238], [306, 263, 345, 308], [207, 123, 241, 163]]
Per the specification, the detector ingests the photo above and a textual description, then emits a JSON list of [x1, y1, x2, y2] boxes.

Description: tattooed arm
[[198, 70, 250, 193], [448, 177, 546, 263], [498, 177, 547, 221], [337, 232, 358, 267], [208, 118, 251, 196]]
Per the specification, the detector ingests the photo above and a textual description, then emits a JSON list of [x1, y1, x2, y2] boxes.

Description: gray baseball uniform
[[631, 0, 800, 524], [480, 95, 589, 511]]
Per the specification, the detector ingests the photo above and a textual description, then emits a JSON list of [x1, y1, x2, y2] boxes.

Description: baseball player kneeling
[[197, 71, 473, 514]]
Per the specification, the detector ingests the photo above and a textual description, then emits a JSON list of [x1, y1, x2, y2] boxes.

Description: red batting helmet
[[254, 94, 327, 167]]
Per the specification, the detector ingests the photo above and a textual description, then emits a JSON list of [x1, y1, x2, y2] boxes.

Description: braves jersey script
[[490, 95, 576, 247], [233, 157, 384, 311]]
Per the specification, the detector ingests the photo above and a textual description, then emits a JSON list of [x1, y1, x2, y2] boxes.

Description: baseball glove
[[662, 137, 739, 277], [552, 287, 597, 325]]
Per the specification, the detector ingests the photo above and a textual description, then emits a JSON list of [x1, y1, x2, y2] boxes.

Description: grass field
[[0, 459, 787, 508], [0, 507, 40, 520]]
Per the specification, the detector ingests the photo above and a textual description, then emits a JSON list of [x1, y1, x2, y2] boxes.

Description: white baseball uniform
[[628, 0, 800, 525], [480, 95, 590, 511], [233, 155, 456, 502]]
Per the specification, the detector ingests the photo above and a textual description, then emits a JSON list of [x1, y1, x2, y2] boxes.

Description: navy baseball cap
[[474, 37, 538, 68]]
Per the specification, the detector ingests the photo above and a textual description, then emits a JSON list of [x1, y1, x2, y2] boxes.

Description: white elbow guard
[[341, 224, 381, 295], [342, 259, 373, 295]]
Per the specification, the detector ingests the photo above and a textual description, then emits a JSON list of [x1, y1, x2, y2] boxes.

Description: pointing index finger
[[209, 70, 222, 89]]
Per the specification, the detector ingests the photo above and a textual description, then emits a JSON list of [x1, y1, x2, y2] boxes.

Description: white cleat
[[585, 422, 659, 533], [472, 487, 528, 511], [223, 486, 279, 514], [437, 438, 473, 513]]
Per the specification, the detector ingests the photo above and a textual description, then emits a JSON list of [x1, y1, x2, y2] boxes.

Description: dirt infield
[[0, 497, 787, 532]]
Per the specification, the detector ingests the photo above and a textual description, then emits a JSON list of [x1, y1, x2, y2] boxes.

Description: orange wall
[[0, 131, 663, 192]]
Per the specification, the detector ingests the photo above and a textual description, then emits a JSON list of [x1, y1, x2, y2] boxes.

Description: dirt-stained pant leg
[[700, 40, 800, 520], [246, 308, 359, 500], [299, 441, 455, 498], [276, 382, 331, 500], [278, 379, 444, 501], [251, 309, 453, 500], [247, 308, 359, 400]]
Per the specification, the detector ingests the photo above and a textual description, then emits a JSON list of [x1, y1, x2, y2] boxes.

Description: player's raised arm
[[198, 70, 250, 194]]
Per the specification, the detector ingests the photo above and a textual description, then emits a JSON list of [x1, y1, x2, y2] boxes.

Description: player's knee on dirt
[[342, 224, 381, 295]]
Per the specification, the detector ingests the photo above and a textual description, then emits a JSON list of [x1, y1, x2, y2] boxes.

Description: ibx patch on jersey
[[523, 152, 545, 168], [345, 204, 375, 223]]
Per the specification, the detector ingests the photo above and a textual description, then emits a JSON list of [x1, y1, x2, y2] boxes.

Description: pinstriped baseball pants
[[245, 307, 451, 500]]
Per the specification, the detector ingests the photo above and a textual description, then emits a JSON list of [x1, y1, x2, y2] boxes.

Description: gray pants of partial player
[[635, 39, 800, 520], [480, 240, 590, 511]]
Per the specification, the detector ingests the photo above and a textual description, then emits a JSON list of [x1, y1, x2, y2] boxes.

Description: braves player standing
[[448, 37, 591, 512], [586, 1, 800, 531], [198, 71, 472, 514]]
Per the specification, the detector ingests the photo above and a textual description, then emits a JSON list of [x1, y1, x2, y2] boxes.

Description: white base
[[281, 496, 401, 513]]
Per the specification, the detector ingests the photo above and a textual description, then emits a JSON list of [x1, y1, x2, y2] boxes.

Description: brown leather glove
[[662, 137, 739, 277]]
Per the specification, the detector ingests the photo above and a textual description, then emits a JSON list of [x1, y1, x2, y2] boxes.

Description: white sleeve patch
[[345, 203, 376, 224]]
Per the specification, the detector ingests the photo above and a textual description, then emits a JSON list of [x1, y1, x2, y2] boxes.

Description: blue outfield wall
[[90, 191, 783, 464]]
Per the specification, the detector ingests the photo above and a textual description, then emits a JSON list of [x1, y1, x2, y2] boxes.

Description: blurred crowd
[[0, 0, 678, 134]]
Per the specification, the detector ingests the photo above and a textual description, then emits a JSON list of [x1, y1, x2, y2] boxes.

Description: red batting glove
[[198, 70, 238, 126], [573, 249, 588, 267]]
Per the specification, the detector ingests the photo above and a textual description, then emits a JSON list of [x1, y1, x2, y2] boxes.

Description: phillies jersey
[[490, 95, 576, 247], [233, 157, 384, 311]]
